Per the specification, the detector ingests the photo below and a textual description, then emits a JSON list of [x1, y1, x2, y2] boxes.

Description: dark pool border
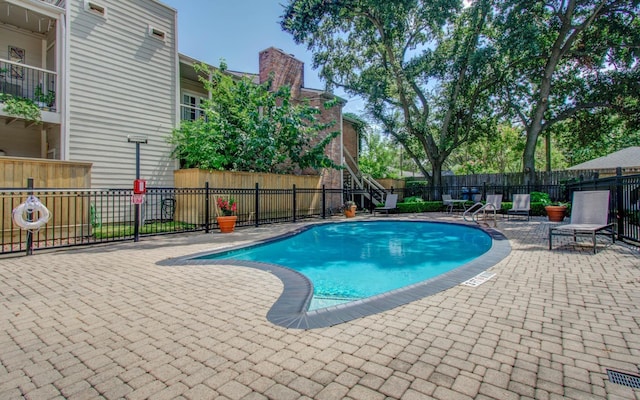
[[158, 220, 511, 329]]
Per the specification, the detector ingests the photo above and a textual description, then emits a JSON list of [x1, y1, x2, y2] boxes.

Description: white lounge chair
[[373, 194, 398, 216], [507, 194, 530, 221], [463, 194, 502, 226], [548, 190, 615, 253]]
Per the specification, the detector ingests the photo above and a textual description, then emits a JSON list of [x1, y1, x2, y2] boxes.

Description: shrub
[[530, 191, 551, 205], [397, 201, 442, 213], [403, 196, 425, 203]]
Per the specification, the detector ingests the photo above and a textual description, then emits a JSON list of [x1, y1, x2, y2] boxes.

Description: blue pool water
[[201, 221, 492, 309]]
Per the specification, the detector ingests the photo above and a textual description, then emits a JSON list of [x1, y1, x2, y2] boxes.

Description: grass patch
[[92, 221, 197, 239]]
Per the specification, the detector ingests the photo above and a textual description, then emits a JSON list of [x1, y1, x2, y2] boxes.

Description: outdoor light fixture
[[127, 135, 148, 144], [127, 134, 148, 242]]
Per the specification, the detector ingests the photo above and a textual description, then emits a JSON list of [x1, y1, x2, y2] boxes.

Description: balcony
[[180, 104, 207, 121], [0, 59, 58, 113], [41, 0, 66, 7]]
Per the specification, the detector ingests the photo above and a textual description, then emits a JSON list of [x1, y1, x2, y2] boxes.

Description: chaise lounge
[[548, 190, 615, 253], [373, 193, 398, 216], [507, 194, 531, 221]]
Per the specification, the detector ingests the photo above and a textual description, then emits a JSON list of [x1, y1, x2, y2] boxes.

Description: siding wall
[[68, 0, 178, 188]]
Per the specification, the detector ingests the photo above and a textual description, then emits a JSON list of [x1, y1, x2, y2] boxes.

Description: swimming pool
[[161, 220, 511, 329], [199, 221, 492, 309]]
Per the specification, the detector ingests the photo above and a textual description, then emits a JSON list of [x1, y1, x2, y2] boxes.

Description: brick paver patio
[[1, 214, 639, 399]]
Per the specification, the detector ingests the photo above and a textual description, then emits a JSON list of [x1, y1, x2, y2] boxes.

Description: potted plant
[[0, 93, 41, 122], [344, 200, 357, 218], [216, 197, 237, 233], [34, 85, 55, 110], [532, 191, 567, 222]]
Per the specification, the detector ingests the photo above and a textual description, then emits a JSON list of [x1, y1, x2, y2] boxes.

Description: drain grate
[[607, 369, 640, 389]]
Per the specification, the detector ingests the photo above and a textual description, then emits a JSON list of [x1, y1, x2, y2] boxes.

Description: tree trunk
[[431, 162, 442, 189]]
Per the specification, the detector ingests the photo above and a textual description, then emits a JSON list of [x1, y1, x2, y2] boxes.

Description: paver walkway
[[1, 214, 639, 400]]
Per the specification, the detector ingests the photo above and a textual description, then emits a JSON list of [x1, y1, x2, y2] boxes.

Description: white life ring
[[12, 196, 51, 231]]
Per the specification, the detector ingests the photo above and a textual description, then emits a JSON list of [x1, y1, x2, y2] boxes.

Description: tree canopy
[[169, 62, 341, 174], [281, 0, 505, 186], [282, 0, 640, 182], [494, 0, 640, 182]]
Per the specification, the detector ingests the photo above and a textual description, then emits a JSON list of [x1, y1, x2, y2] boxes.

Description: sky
[[161, 0, 364, 114]]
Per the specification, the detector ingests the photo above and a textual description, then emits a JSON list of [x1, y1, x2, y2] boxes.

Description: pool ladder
[[463, 201, 499, 227]]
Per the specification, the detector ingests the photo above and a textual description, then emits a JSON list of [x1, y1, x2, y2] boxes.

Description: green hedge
[[394, 201, 567, 216], [397, 201, 443, 213]]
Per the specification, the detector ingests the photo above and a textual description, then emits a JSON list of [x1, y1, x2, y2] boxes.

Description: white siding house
[[1, 0, 179, 188], [67, 0, 178, 187], [1, 1, 353, 192]]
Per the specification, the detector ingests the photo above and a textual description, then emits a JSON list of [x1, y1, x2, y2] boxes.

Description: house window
[[181, 94, 205, 121], [148, 26, 166, 41], [84, 1, 107, 18]]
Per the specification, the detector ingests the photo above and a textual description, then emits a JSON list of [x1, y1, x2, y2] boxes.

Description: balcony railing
[[180, 104, 207, 121], [0, 59, 57, 112], [40, 0, 65, 8]]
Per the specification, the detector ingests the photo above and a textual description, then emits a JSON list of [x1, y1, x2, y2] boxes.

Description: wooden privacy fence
[[173, 169, 341, 226], [174, 168, 322, 189], [0, 157, 92, 188], [436, 169, 612, 187]]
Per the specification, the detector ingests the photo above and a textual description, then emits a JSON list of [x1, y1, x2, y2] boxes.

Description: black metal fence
[[1, 184, 344, 255], [3, 174, 638, 255], [397, 183, 568, 203], [565, 172, 640, 244], [382, 173, 639, 244]]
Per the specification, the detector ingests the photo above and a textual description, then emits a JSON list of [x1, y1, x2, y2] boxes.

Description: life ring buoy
[[12, 196, 51, 231]]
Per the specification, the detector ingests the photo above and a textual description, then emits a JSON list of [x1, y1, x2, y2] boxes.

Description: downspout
[[340, 109, 344, 191], [173, 9, 180, 174], [61, 4, 69, 160]]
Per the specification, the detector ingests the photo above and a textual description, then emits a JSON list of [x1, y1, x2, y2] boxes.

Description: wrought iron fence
[[380, 175, 639, 244], [3, 175, 638, 255], [565, 171, 640, 244], [1, 184, 344, 255]]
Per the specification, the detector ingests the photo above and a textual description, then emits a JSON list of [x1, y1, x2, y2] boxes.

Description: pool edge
[[157, 220, 511, 329]]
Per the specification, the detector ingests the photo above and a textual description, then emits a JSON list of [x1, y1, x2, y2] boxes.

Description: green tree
[[554, 114, 640, 166], [169, 62, 341, 173], [359, 128, 400, 179], [495, 0, 640, 183], [450, 125, 525, 174], [281, 0, 505, 187]]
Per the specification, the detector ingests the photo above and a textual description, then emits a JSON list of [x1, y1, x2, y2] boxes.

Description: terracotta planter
[[545, 206, 567, 222], [344, 205, 357, 218], [217, 215, 237, 233]]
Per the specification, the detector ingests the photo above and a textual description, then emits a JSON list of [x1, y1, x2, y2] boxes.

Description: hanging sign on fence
[[131, 194, 145, 205]]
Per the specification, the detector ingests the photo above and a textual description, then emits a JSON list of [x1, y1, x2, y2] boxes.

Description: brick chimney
[[259, 47, 304, 100]]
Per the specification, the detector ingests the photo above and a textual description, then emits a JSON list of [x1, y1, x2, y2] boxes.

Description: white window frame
[[181, 92, 206, 121]]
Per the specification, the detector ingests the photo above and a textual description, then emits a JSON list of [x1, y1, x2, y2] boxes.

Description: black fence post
[[255, 183, 260, 227], [292, 184, 297, 223], [615, 167, 624, 238], [204, 182, 210, 233], [369, 185, 374, 213], [322, 185, 326, 219], [26, 178, 34, 256]]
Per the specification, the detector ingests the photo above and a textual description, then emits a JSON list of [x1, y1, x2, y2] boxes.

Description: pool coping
[[158, 220, 511, 329]]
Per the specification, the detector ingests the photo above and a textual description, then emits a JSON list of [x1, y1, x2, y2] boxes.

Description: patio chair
[[442, 194, 466, 213], [442, 194, 454, 213], [463, 194, 502, 226], [548, 190, 615, 254], [507, 194, 530, 221], [373, 193, 398, 216]]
